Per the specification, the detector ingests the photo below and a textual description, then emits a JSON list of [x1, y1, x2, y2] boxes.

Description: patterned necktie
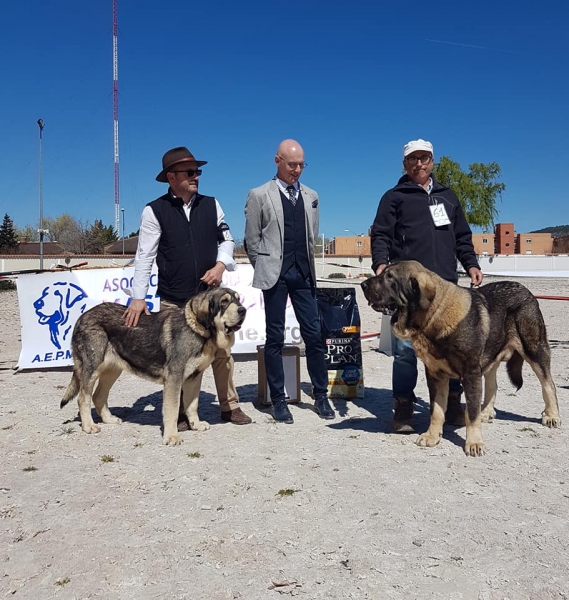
[[286, 185, 297, 206]]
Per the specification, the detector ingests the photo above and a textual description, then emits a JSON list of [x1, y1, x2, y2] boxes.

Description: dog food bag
[[316, 287, 364, 399]]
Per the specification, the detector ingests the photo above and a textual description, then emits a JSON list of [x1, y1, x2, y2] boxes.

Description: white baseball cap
[[403, 139, 434, 158]]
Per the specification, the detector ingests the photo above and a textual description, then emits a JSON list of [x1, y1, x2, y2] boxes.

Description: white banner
[[223, 265, 302, 353], [16, 264, 301, 370]]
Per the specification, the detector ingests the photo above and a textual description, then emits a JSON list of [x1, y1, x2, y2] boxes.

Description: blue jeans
[[391, 333, 462, 400], [263, 264, 328, 403]]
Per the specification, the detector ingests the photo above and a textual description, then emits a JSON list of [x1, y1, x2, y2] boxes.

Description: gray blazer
[[244, 179, 320, 290]]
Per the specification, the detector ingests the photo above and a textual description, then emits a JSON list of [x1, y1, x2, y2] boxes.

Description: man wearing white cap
[[370, 139, 483, 433]]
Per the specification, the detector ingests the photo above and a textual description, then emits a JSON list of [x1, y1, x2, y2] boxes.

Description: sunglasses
[[169, 168, 203, 178]]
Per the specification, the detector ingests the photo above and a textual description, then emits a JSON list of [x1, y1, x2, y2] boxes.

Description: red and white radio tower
[[112, 0, 120, 237]]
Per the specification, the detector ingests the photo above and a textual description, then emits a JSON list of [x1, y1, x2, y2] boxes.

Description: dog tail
[[506, 351, 524, 391], [61, 373, 80, 408]]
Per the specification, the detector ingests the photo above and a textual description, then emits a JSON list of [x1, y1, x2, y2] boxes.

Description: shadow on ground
[[65, 380, 546, 450]]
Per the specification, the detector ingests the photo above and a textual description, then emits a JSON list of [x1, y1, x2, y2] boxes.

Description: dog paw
[[464, 441, 485, 457], [416, 432, 441, 448], [81, 423, 101, 434], [480, 410, 496, 423], [542, 415, 561, 428], [102, 415, 122, 425], [190, 420, 210, 432], [163, 434, 183, 446]]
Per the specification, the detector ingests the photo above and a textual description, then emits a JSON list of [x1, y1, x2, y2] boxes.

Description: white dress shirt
[[132, 193, 236, 300], [275, 177, 299, 201]]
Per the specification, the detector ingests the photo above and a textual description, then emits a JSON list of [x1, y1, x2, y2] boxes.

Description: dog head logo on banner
[[33, 282, 88, 349]]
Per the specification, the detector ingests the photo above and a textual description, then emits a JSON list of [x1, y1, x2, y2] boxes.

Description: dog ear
[[389, 276, 414, 337], [407, 277, 424, 311], [209, 295, 218, 319], [392, 274, 411, 308], [198, 294, 215, 332], [187, 293, 212, 337], [402, 276, 426, 315], [416, 272, 436, 310]]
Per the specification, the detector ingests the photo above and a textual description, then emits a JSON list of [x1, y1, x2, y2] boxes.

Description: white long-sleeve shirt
[[132, 194, 236, 300]]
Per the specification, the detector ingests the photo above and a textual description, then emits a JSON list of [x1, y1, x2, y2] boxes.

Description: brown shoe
[[221, 407, 252, 425], [393, 396, 415, 433], [445, 392, 466, 427]]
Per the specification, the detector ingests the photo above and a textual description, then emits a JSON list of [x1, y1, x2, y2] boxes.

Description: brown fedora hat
[[155, 146, 208, 182]]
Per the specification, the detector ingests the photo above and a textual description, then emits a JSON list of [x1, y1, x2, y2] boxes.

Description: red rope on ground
[[534, 296, 569, 301]]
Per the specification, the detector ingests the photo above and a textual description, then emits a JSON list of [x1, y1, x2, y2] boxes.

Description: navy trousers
[[263, 264, 328, 403]]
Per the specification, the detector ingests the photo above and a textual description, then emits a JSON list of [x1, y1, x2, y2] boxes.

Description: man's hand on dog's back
[[123, 299, 151, 327]]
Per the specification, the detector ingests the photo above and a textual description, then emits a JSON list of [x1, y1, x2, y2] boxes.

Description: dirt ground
[[1, 276, 568, 600]]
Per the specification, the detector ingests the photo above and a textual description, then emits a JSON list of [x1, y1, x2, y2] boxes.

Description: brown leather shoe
[[220, 407, 252, 425], [445, 392, 466, 427]]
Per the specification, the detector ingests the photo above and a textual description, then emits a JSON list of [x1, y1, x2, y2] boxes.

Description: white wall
[[3, 254, 569, 279]]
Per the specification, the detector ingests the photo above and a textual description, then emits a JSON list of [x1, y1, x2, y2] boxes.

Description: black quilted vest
[[148, 191, 217, 303]]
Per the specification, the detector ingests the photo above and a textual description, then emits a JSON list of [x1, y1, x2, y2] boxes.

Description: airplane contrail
[[425, 38, 519, 54]]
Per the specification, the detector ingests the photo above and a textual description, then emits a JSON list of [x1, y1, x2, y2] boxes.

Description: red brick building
[[472, 223, 553, 255]]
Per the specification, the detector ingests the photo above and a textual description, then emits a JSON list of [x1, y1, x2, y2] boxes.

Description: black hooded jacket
[[370, 175, 480, 283]]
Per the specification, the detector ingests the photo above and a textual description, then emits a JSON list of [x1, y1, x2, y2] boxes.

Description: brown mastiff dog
[[361, 260, 561, 456]]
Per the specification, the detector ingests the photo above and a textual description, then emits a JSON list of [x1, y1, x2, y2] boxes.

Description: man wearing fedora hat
[[370, 139, 483, 433], [124, 146, 252, 427]]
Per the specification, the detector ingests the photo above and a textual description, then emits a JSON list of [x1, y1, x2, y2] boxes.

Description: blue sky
[[2, 0, 568, 241]]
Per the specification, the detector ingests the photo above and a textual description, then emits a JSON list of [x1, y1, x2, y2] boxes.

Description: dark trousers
[[263, 264, 328, 403]]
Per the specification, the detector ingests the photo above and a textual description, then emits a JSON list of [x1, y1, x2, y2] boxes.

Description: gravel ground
[[1, 275, 568, 600]]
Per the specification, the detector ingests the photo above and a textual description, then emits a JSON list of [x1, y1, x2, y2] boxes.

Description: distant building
[[104, 236, 139, 255], [329, 235, 371, 255], [495, 222, 515, 254], [516, 233, 553, 254], [472, 223, 553, 256], [472, 233, 495, 256], [17, 240, 66, 255]]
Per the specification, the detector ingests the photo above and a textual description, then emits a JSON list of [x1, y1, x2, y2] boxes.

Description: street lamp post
[[121, 208, 125, 255]]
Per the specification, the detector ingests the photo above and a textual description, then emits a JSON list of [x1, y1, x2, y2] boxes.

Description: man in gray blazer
[[244, 139, 335, 423]]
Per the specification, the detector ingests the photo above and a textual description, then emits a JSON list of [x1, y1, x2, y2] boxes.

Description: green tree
[[0, 214, 20, 254], [17, 224, 39, 242], [43, 214, 87, 253], [233, 238, 246, 254], [85, 220, 118, 254], [434, 157, 505, 229]]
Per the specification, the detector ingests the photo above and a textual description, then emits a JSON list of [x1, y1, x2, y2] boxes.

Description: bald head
[[276, 139, 303, 157], [275, 139, 306, 186]]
